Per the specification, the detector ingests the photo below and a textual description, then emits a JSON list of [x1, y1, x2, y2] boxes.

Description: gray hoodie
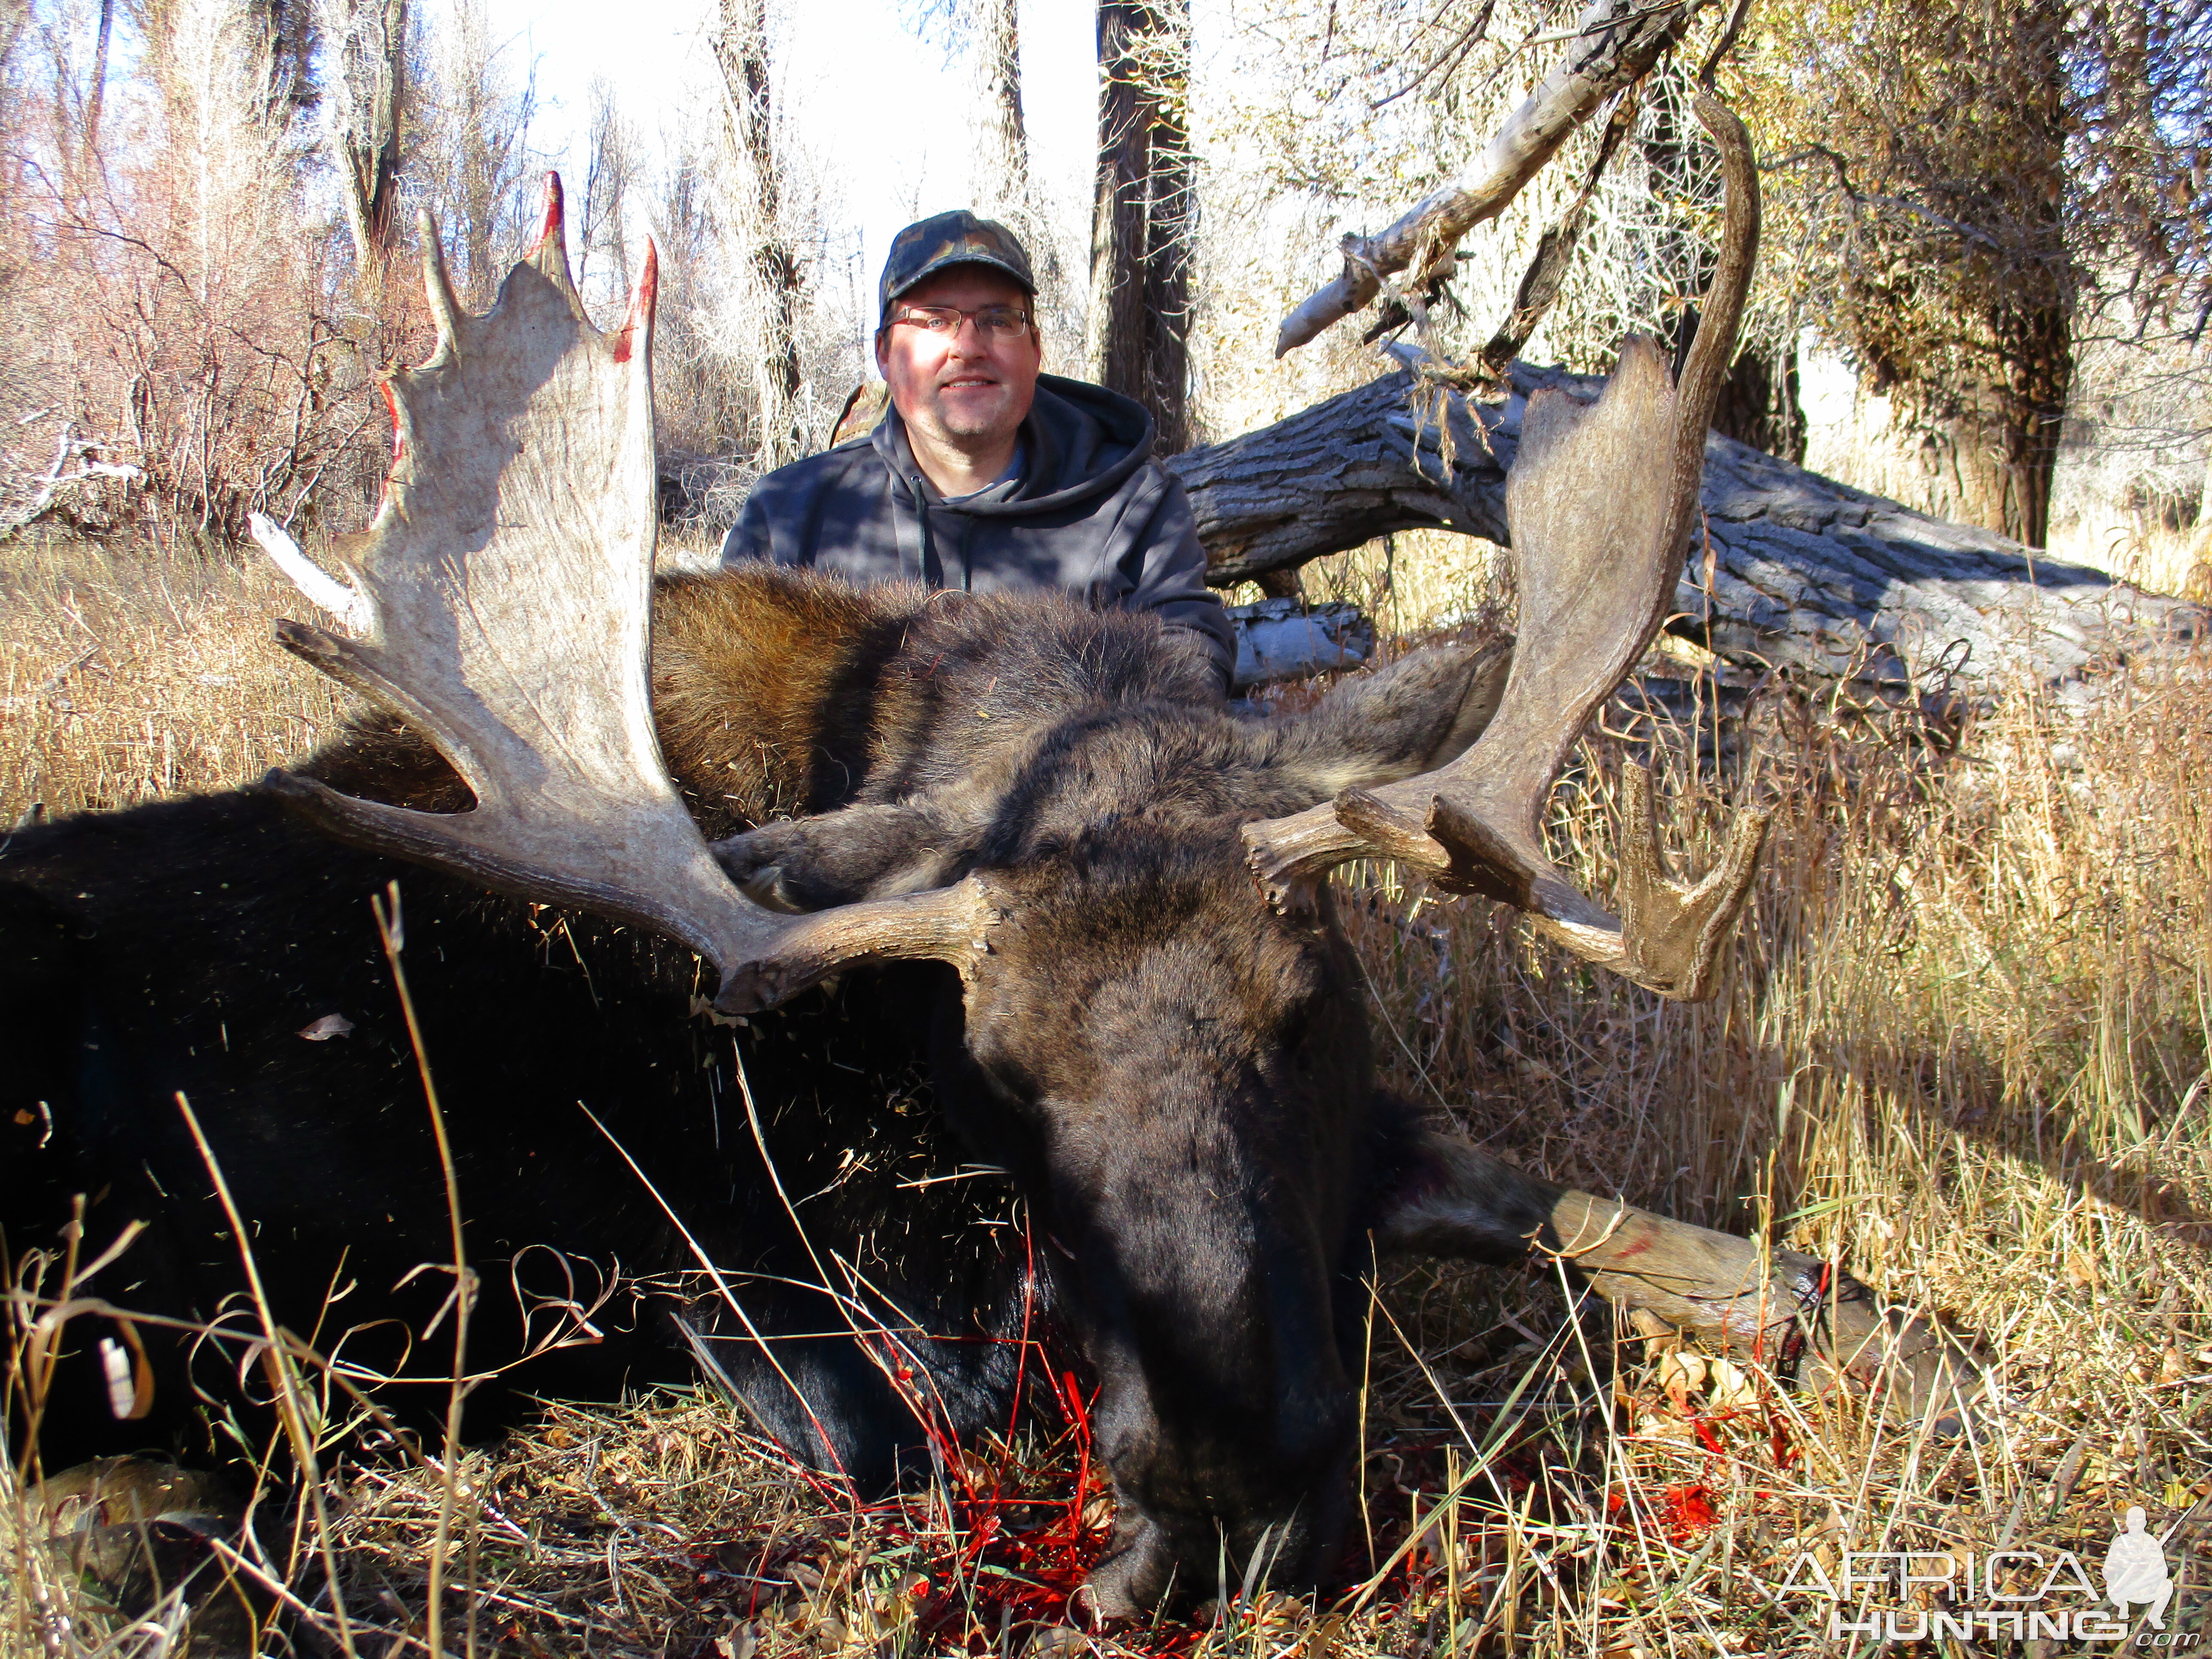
[[718, 375, 1235, 688]]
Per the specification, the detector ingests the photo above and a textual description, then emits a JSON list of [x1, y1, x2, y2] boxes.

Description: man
[[720, 210, 1236, 690]]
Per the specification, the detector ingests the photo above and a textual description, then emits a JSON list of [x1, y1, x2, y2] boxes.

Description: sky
[[474, 0, 1098, 326]]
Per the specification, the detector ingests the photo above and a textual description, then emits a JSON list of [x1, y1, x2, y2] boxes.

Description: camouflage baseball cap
[[879, 210, 1036, 323]]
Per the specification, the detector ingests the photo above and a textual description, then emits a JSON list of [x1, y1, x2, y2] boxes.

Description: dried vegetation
[[4, 537, 2209, 1657]]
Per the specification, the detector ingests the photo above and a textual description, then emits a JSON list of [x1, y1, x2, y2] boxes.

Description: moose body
[[4, 115, 1980, 1619], [6, 569, 1524, 1605]]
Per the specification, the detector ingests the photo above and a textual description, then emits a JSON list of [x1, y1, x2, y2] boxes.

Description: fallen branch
[[1170, 359, 2203, 694], [1273, 0, 1708, 359], [1, 420, 144, 539]]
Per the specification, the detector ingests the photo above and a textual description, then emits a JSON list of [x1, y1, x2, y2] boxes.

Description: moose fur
[[2, 565, 1518, 1613]]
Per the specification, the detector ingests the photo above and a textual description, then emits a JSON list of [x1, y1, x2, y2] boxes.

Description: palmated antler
[[1243, 93, 1769, 1000], [254, 178, 1002, 1014]]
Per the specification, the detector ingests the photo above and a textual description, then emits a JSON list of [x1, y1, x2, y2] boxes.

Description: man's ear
[[1241, 637, 1513, 812]]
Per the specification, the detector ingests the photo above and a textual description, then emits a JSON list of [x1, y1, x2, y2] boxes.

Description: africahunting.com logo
[[1779, 1507, 2198, 1646]]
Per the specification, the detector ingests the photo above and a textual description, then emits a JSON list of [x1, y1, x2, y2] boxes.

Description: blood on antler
[[1243, 93, 1769, 1001], [254, 178, 1002, 1015]]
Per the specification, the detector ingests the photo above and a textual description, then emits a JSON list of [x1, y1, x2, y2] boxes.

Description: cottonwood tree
[[419, 0, 535, 305], [320, 0, 411, 271], [1732, 0, 2074, 547], [1735, 0, 2210, 551], [712, 0, 806, 471], [1090, 0, 1196, 453]]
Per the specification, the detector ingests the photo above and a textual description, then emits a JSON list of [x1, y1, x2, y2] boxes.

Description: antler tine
[[1244, 93, 1767, 1000], [528, 171, 583, 310], [418, 206, 465, 364], [258, 175, 1004, 1016]]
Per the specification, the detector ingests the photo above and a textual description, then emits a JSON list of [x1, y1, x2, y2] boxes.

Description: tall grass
[[0, 542, 356, 819], [3, 538, 2206, 1656]]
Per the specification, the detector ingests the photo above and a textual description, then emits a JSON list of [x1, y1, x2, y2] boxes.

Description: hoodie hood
[[872, 374, 1158, 517]]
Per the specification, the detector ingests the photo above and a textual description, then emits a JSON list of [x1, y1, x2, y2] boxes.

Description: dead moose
[[1, 100, 1978, 1617]]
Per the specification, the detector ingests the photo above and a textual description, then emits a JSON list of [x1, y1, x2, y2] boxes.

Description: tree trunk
[[326, 0, 408, 270], [81, 0, 113, 178], [1089, 0, 1193, 454], [1167, 364, 2200, 694], [970, 0, 1065, 325], [714, 0, 805, 471], [1711, 342, 1806, 464], [979, 0, 1030, 204], [1988, 283, 2071, 550]]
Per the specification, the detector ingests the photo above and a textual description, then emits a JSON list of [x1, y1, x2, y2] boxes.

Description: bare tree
[[242, 0, 316, 129], [3, 0, 371, 541], [322, 0, 410, 270], [79, 0, 112, 176], [969, 0, 1067, 331], [422, 0, 535, 304], [1090, 0, 1194, 453], [712, 0, 805, 470], [578, 74, 640, 298], [1270, 0, 1705, 359]]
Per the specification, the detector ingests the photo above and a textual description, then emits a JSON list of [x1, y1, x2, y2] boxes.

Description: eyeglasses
[[888, 303, 1033, 340]]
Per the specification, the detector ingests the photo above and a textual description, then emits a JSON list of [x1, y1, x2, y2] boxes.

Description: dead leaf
[[1659, 1351, 1706, 1413], [1705, 1356, 1757, 1408]]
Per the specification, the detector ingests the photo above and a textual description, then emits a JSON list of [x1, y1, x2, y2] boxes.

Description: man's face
[[875, 267, 1042, 453]]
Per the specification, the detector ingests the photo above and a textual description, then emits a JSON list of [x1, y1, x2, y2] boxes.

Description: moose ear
[[1246, 637, 1513, 812]]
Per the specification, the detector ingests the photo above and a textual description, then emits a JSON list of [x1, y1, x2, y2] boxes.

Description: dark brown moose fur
[[3, 564, 1515, 1620]]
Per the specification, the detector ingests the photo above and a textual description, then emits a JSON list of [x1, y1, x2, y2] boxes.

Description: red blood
[[1656, 1482, 1719, 1542]]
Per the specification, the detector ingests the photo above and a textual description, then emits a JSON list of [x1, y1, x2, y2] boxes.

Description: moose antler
[[255, 178, 1002, 1014], [1244, 93, 1768, 1000]]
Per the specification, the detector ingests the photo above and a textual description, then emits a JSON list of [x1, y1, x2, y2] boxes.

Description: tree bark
[[980, 0, 1030, 203], [714, 0, 805, 470], [326, 0, 409, 270], [81, 0, 113, 179], [1168, 364, 2200, 693], [1089, 0, 1194, 454]]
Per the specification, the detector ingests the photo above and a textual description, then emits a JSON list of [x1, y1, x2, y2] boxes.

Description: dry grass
[[0, 542, 359, 822], [2048, 516, 2211, 605], [4, 536, 2210, 1657]]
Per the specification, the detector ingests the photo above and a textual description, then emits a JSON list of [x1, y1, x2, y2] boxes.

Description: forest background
[[1, 0, 2207, 594]]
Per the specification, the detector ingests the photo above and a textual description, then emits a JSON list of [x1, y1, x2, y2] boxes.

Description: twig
[[374, 881, 479, 1659], [174, 1091, 361, 1659]]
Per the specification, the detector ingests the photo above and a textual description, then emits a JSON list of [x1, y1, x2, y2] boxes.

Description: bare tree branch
[[1274, 0, 1708, 359]]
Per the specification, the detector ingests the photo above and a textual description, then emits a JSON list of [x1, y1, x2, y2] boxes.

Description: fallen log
[[1226, 598, 1374, 690], [1171, 362, 2203, 696]]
